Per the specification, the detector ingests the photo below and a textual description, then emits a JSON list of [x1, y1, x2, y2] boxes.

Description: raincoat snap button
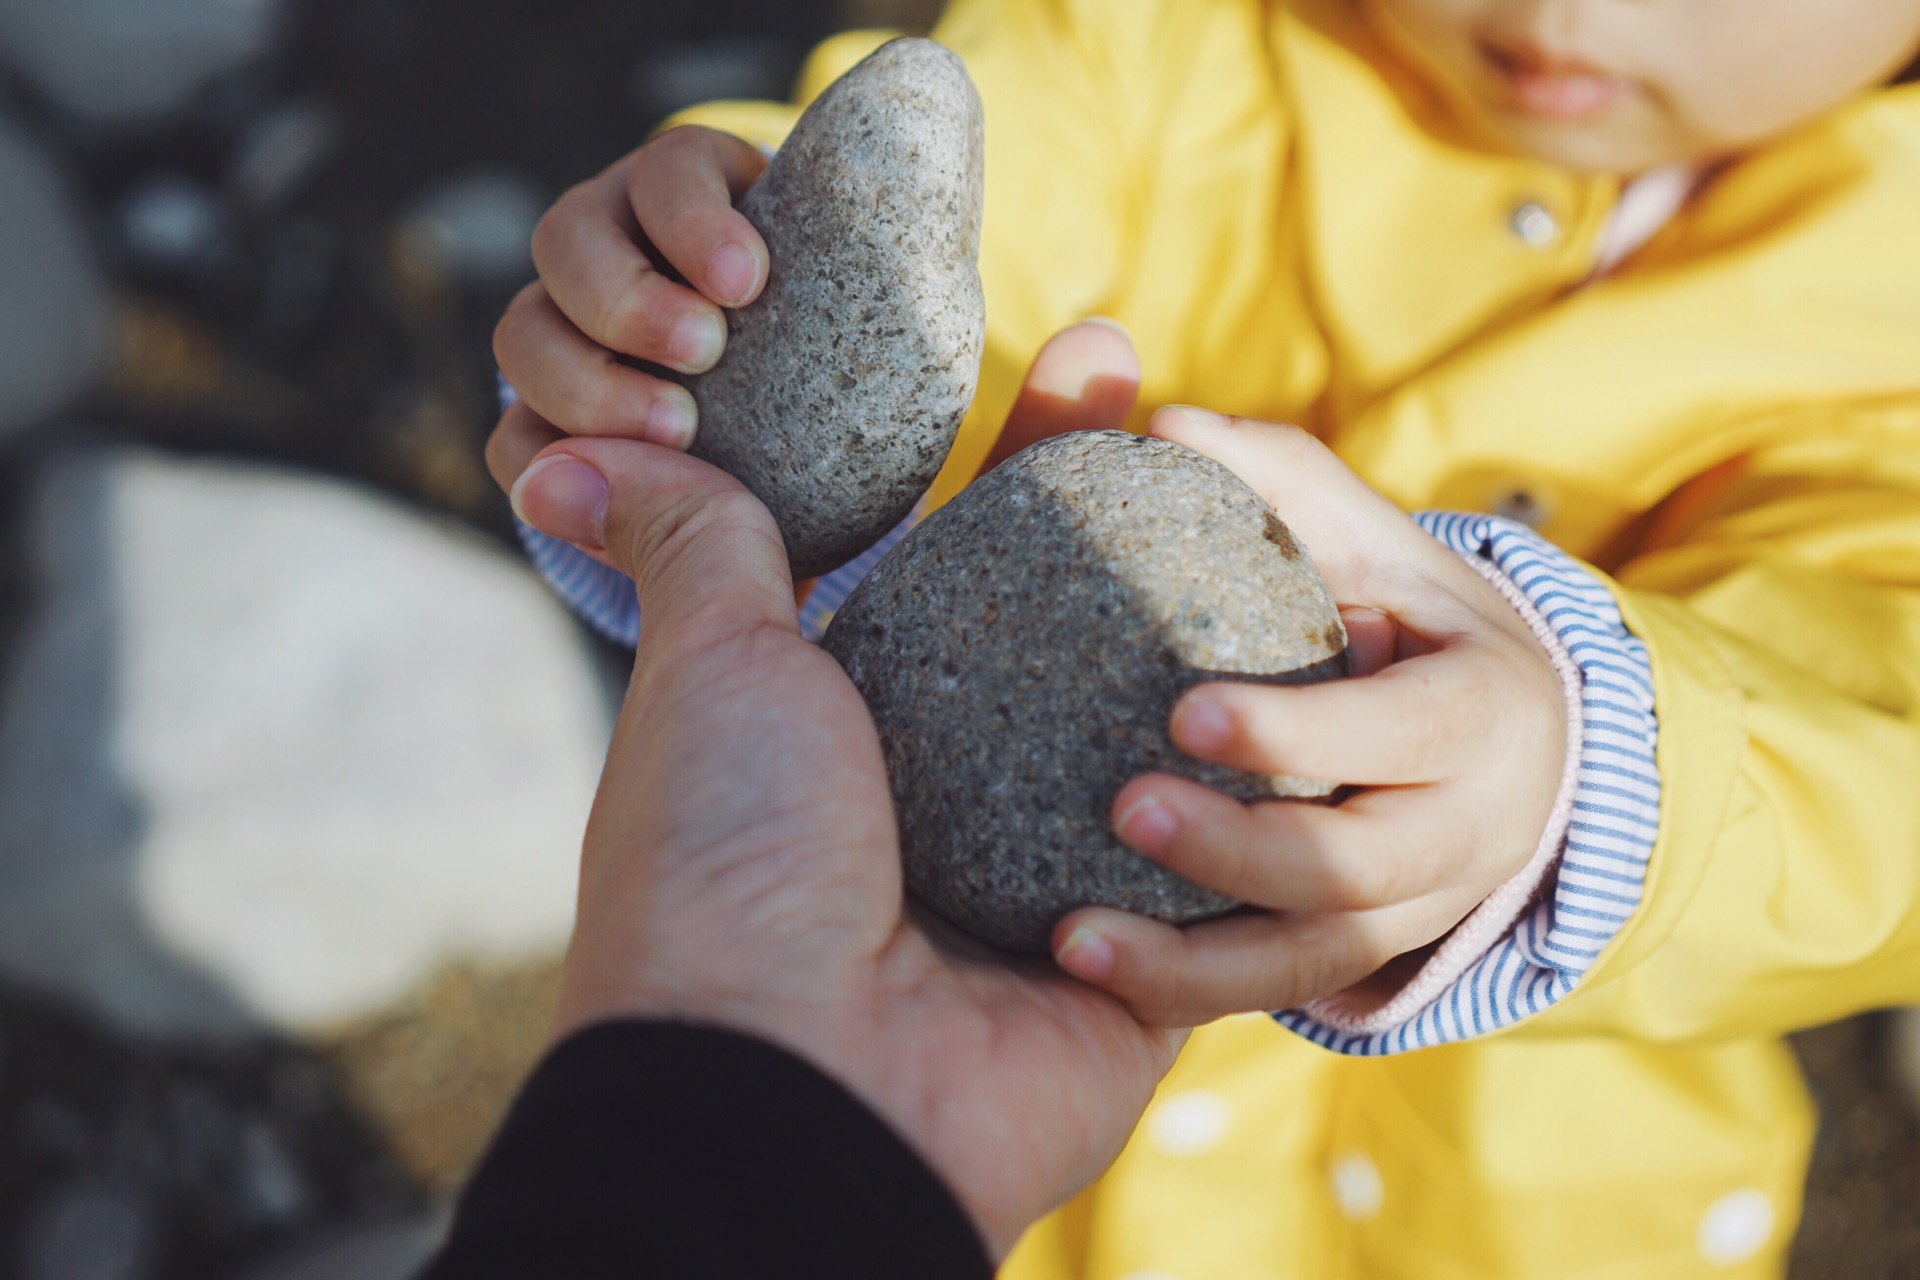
[[1491, 486, 1551, 528], [1510, 201, 1559, 248], [1329, 1152, 1385, 1219], [1697, 1189, 1773, 1265], [1146, 1090, 1232, 1155]]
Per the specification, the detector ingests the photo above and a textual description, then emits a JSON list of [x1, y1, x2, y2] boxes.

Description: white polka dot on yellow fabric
[[1328, 1152, 1385, 1220], [1145, 1090, 1232, 1156], [1697, 1189, 1774, 1265]]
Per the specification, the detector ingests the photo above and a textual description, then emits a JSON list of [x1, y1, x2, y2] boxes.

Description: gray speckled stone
[[688, 37, 984, 580], [822, 431, 1350, 952]]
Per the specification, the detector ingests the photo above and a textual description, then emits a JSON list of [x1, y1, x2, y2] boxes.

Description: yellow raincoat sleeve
[[1535, 401, 1920, 1041]]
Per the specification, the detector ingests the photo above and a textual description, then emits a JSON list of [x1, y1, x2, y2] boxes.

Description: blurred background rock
[[0, 0, 1912, 1277]]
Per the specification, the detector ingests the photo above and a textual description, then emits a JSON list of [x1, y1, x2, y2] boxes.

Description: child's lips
[[1482, 42, 1629, 121]]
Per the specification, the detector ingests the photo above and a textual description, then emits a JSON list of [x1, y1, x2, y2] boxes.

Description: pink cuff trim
[[1300, 556, 1584, 1035]]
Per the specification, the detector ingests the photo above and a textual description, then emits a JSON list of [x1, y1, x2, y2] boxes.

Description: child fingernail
[[510, 455, 609, 548], [1055, 926, 1116, 982], [1174, 697, 1233, 751], [1115, 794, 1178, 852], [669, 309, 726, 373], [1164, 404, 1229, 428], [649, 387, 697, 448], [709, 242, 759, 305]]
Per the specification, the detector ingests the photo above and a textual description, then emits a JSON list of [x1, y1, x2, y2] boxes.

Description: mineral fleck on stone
[[822, 431, 1351, 952], [688, 37, 985, 580]]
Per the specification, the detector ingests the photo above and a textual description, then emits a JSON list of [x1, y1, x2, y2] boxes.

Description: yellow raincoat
[[675, 0, 1920, 1274]]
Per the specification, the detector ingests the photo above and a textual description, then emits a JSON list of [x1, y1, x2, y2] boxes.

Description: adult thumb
[[980, 318, 1142, 473], [511, 436, 798, 643]]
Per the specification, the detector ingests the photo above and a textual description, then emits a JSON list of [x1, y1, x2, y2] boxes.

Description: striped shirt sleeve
[[521, 505, 1658, 1056]]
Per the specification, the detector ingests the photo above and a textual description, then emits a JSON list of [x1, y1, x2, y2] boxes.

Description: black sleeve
[[421, 1020, 994, 1280]]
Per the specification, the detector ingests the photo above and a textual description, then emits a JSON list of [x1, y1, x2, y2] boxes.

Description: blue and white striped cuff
[[521, 508, 1659, 1057], [1272, 512, 1659, 1054]]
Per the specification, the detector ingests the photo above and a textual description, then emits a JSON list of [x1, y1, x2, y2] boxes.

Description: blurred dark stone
[[114, 173, 235, 277], [18, 1181, 156, 1280], [630, 38, 802, 119]]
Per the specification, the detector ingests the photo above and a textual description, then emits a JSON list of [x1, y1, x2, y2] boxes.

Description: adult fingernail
[[669, 309, 726, 373], [709, 242, 759, 306], [1055, 926, 1116, 982], [648, 386, 697, 448], [510, 455, 609, 548], [1173, 696, 1233, 751], [1163, 404, 1229, 429], [1115, 794, 1178, 853]]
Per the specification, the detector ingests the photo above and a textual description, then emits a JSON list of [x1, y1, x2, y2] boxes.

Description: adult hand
[[1052, 408, 1571, 1029], [509, 432, 1179, 1259]]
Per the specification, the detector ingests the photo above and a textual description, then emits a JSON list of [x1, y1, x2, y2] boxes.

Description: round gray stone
[[687, 36, 985, 580], [823, 431, 1351, 952]]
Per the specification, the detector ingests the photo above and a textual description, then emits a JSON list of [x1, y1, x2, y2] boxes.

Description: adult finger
[[494, 282, 698, 447], [510, 436, 795, 644], [486, 398, 564, 494], [1051, 894, 1478, 1027], [980, 319, 1142, 473], [534, 170, 734, 375], [1147, 407, 1464, 611], [630, 125, 771, 308], [1108, 773, 1487, 912], [1168, 643, 1530, 785]]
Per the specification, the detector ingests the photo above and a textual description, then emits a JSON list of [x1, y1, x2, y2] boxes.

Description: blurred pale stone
[[0, 118, 111, 437], [0, 0, 288, 125], [0, 448, 611, 1041]]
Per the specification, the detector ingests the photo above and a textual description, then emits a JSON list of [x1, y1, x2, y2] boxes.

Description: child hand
[[1051, 406, 1571, 1029], [486, 126, 771, 489]]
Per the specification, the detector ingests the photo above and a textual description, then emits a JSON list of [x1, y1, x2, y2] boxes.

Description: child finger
[[628, 125, 771, 308], [493, 283, 699, 448], [534, 176, 732, 375], [1169, 646, 1514, 785], [485, 399, 564, 494], [1050, 908, 1393, 1027], [1109, 773, 1477, 913]]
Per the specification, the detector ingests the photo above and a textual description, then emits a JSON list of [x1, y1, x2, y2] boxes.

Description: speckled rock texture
[[688, 37, 985, 580], [822, 431, 1351, 952]]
